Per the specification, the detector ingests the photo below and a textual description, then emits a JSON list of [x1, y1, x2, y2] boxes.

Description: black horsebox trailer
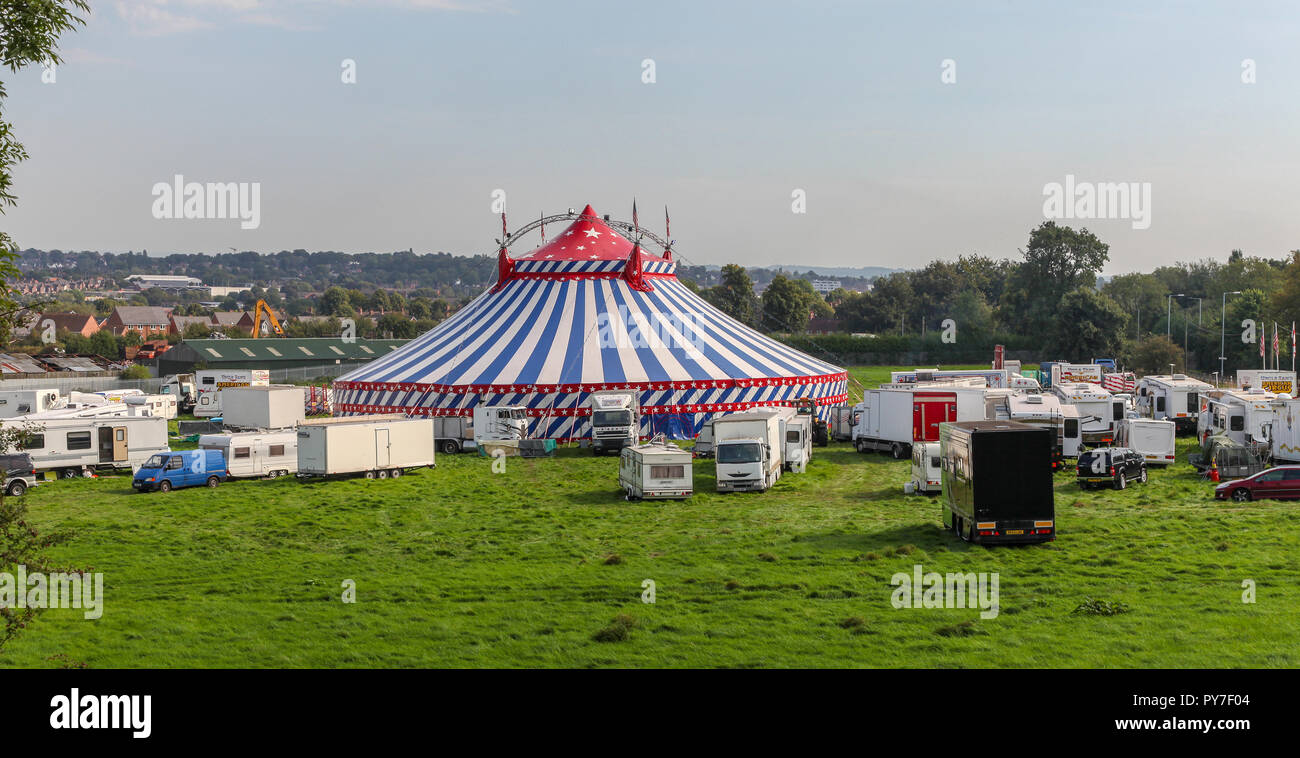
[[940, 420, 1055, 545]]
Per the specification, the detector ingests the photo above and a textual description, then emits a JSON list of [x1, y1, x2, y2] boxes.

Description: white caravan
[[783, 416, 813, 473], [713, 409, 788, 492], [907, 441, 942, 494], [986, 391, 1078, 464], [1198, 389, 1276, 447], [1267, 395, 1300, 462], [220, 385, 305, 430], [1051, 382, 1122, 445], [1059, 405, 1084, 458], [0, 415, 168, 478], [1114, 418, 1177, 466], [618, 436, 692, 500], [125, 394, 178, 420], [0, 389, 62, 418], [1135, 374, 1212, 433], [296, 416, 435, 479], [199, 430, 298, 478], [195, 369, 271, 417]]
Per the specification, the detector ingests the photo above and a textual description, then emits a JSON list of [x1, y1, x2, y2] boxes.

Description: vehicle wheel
[[363, 471, 376, 480], [440, 440, 459, 455], [206, 476, 219, 488], [1232, 488, 1252, 502], [855, 440, 865, 453], [158, 480, 172, 493], [377, 469, 389, 480], [266, 470, 278, 479], [390, 469, 402, 478], [7, 480, 27, 497], [60, 468, 78, 480], [1116, 473, 1126, 490], [891, 443, 904, 459], [1139, 468, 1148, 483]]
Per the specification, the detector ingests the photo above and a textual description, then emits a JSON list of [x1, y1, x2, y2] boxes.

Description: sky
[[3, 0, 1298, 274]]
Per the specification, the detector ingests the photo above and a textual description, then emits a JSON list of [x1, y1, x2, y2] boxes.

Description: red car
[[1214, 465, 1300, 502]]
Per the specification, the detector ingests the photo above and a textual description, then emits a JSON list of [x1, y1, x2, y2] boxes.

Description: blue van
[[133, 449, 228, 493]]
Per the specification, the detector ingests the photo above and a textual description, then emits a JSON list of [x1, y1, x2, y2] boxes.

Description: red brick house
[[104, 306, 173, 337], [38, 312, 101, 338]]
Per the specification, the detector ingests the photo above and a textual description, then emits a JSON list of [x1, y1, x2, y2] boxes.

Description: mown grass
[[2, 365, 1297, 668]]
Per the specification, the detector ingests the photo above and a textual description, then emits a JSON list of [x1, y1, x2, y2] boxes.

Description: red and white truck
[[851, 385, 991, 459]]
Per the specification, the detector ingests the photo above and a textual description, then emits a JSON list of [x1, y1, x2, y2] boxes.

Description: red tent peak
[[519, 204, 665, 262]]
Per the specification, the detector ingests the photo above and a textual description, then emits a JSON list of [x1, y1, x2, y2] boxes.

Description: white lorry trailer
[[1114, 418, 1177, 466], [713, 409, 788, 492], [296, 416, 435, 479], [195, 369, 271, 417], [1135, 374, 1211, 433], [1236, 370, 1296, 395], [852, 386, 988, 459], [199, 430, 298, 478], [1051, 382, 1123, 445], [0, 389, 62, 418], [619, 436, 693, 500], [220, 385, 305, 430], [588, 390, 640, 455], [0, 415, 169, 478]]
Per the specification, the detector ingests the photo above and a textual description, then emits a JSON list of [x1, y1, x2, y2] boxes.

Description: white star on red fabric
[[583, 229, 602, 239]]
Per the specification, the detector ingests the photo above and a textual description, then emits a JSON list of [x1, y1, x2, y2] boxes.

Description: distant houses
[[102, 306, 173, 337], [38, 312, 101, 338]]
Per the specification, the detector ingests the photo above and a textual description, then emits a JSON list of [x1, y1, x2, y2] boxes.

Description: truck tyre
[[206, 476, 219, 488], [891, 443, 904, 459], [7, 480, 27, 497], [158, 480, 172, 493], [440, 440, 459, 455], [390, 469, 403, 478], [363, 471, 376, 480], [377, 469, 389, 480], [854, 440, 864, 453]]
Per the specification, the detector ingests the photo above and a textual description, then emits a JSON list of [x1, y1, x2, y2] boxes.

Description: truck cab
[[588, 391, 639, 455], [715, 438, 773, 492], [472, 405, 529, 443]]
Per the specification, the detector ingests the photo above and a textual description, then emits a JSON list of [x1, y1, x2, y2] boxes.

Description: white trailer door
[[375, 429, 390, 467]]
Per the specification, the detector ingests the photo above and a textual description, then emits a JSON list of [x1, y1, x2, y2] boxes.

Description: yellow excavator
[[251, 299, 285, 338]]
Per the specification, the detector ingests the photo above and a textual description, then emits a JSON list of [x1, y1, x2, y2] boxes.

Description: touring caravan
[[1051, 382, 1122, 445], [125, 394, 178, 420], [907, 441, 942, 494], [199, 430, 298, 478], [618, 437, 693, 500], [1198, 389, 1276, 447], [783, 416, 813, 473], [1114, 418, 1177, 466], [0, 389, 62, 418], [1135, 374, 1212, 433], [0, 415, 169, 478]]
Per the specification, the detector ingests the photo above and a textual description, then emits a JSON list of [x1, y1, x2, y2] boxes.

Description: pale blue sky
[[4, 0, 1297, 272]]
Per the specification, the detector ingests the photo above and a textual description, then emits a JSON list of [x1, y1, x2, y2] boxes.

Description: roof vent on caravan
[[1173, 374, 1188, 380], [1025, 395, 1043, 404]]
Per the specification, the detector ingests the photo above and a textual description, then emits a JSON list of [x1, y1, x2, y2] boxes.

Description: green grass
[[1, 365, 1297, 669]]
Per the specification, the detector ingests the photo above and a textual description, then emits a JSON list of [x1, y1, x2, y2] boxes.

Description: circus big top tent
[[332, 205, 847, 440]]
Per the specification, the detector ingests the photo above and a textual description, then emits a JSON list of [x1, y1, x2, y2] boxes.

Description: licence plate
[[1005, 529, 1024, 535]]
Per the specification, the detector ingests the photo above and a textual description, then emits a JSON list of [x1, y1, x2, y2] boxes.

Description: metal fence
[[269, 363, 367, 384], [0, 375, 163, 393]]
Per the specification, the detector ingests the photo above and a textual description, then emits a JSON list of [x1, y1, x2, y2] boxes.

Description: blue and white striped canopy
[[334, 209, 846, 439]]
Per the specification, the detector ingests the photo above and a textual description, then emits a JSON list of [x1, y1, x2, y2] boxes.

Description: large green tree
[[703, 264, 758, 327], [1000, 222, 1110, 340], [760, 274, 814, 333], [1048, 286, 1129, 360]]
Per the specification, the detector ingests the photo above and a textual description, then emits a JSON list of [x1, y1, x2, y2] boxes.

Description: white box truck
[[296, 416, 435, 479], [713, 409, 787, 492], [588, 390, 640, 455], [195, 369, 270, 417], [1114, 418, 1177, 466], [0, 415, 169, 478], [1236, 370, 1296, 395], [199, 430, 298, 478], [220, 385, 305, 430], [852, 387, 988, 459], [618, 437, 692, 500], [1135, 374, 1211, 433]]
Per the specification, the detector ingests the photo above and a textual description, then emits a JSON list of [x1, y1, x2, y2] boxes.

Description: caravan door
[[97, 426, 129, 464]]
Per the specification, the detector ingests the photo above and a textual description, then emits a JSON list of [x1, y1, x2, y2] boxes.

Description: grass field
[[2, 366, 1298, 668]]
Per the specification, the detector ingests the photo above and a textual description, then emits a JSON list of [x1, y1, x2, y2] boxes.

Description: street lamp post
[[1167, 293, 1184, 338], [1220, 291, 1243, 383]]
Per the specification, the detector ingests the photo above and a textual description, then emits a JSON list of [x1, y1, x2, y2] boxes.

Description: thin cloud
[[113, 0, 509, 36]]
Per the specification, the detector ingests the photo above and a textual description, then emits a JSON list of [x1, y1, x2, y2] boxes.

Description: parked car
[[1214, 465, 1300, 502], [1076, 447, 1147, 490], [0, 452, 40, 496], [132, 449, 228, 493]]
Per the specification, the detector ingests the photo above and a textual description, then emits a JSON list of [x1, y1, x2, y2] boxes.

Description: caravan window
[[202, 376, 215, 385], [1187, 393, 1199, 413], [66, 431, 91, 450], [786, 430, 800, 443], [1064, 418, 1079, 438], [269, 445, 285, 457], [234, 447, 251, 459], [17, 403, 30, 413], [20, 434, 44, 450], [1113, 402, 1124, 421], [1230, 416, 1244, 432], [650, 465, 684, 479], [1156, 397, 1166, 412]]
